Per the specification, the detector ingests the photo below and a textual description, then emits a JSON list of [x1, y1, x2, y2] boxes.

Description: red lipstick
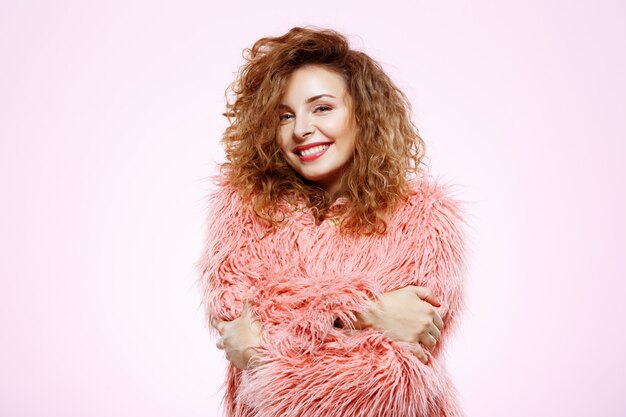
[[293, 141, 333, 153], [295, 142, 332, 162]]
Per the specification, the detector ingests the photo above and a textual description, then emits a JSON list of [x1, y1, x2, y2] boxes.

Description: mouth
[[293, 141, 333, 154], [295, 143, 332, 162], [295, 143, 331, 156]]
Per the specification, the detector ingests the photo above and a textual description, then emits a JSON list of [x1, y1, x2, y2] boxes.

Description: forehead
[[280, 65, 348, 102]]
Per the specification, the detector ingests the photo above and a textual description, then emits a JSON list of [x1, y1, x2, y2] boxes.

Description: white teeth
[[300, 144, 330, 156]]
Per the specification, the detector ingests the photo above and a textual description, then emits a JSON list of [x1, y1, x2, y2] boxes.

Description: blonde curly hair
[[217, 26, 428, 235]]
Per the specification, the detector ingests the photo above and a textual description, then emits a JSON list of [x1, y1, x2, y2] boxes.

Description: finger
[[227, 349, 246, 370], [429, 322, 442, 343], [247, 350, 262, 370], [211, 318, 226, 335], [414, 286, 441, 307], [422, 333, 438, 352], [433, 312, 444, 332], [216, 338, 225, 350], [241, 346, 261, 369], [250, 320, 265, 343], [241, 300, 255, 319], [408, 343, 429, 365]]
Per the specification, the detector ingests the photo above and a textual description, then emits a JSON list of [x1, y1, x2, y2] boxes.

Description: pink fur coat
[[196, 175, 469, 417]]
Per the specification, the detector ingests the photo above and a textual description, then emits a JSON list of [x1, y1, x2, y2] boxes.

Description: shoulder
[[200, 176, 250, 225], [206, 181, 242, 206], [201, 176, 287, 239], [393, 175, 468, 227], [204, 175, 292, 215], [202, 173, 264, 213], [406, 175, 461, 202]]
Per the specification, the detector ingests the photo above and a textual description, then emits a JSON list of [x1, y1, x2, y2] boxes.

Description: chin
[[300, 170, 334, 183]]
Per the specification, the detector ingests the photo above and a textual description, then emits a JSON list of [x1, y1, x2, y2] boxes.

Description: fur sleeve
[[408, 178, 469, 355], [237, 328, 465, 417], [194, 180, 261, 417], [194, 180, 385, 342], [249, 269, 386, 353], [194, 180, 257, 336]]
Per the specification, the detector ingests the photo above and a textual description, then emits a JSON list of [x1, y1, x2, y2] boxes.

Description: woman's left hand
[[211, 300, 264, 370], [336, 285, 444, 364]]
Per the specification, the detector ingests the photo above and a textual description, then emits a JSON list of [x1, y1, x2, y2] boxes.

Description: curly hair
[[217, 26, 428, 235]]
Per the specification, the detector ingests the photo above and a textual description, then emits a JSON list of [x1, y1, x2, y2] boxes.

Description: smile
[[297, 144, 331, 162]]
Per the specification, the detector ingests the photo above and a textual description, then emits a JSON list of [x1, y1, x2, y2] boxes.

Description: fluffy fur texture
[[196, 174, 468, 417]]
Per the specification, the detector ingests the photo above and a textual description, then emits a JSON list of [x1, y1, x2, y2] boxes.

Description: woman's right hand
[[337, 286, 444, 364], [211, 300, 265, 370]]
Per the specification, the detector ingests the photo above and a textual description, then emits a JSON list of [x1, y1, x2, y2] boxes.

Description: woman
[[196, 26, 469, 417]]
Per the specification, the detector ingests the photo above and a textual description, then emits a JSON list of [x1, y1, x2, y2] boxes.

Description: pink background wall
[[1, 1, 625, 416]]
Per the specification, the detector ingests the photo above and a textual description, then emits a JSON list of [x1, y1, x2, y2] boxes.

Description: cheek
[[276, 128, 292, 150], [328, 113, 355, 142], [336, 125, 357, 148], [275, 134, 287, 154]]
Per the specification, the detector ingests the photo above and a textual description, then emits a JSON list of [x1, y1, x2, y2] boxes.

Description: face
[[276, 65, 357, 195]]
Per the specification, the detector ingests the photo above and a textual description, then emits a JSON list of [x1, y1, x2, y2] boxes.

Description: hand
[[340, 286, 443, 364], [210, 300, 264, 370]]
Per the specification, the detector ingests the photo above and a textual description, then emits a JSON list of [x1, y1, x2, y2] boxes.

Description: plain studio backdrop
[[1, 1, 624, 416]]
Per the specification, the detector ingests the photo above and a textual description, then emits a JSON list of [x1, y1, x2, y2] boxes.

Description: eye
[[279, 113, 294, 122], [314, 105, 332, 113]]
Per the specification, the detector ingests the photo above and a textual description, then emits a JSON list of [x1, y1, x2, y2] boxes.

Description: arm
[[195, 182, 390, 415], [195, 180, 251, 330], [195, 180, 386, 348], [239, 323, 465, 417], [411, 179, 469, 355], [195, 180, 264, 416], [330, 179, 470, 358], [248, 269, 386, 353], [340, 284, 445, 364]]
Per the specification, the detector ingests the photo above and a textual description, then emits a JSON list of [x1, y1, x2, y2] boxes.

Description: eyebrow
[[278, 94, 336, 109]]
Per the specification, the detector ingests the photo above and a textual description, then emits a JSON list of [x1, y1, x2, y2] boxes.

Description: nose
[[293, 114, 314, 141]]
